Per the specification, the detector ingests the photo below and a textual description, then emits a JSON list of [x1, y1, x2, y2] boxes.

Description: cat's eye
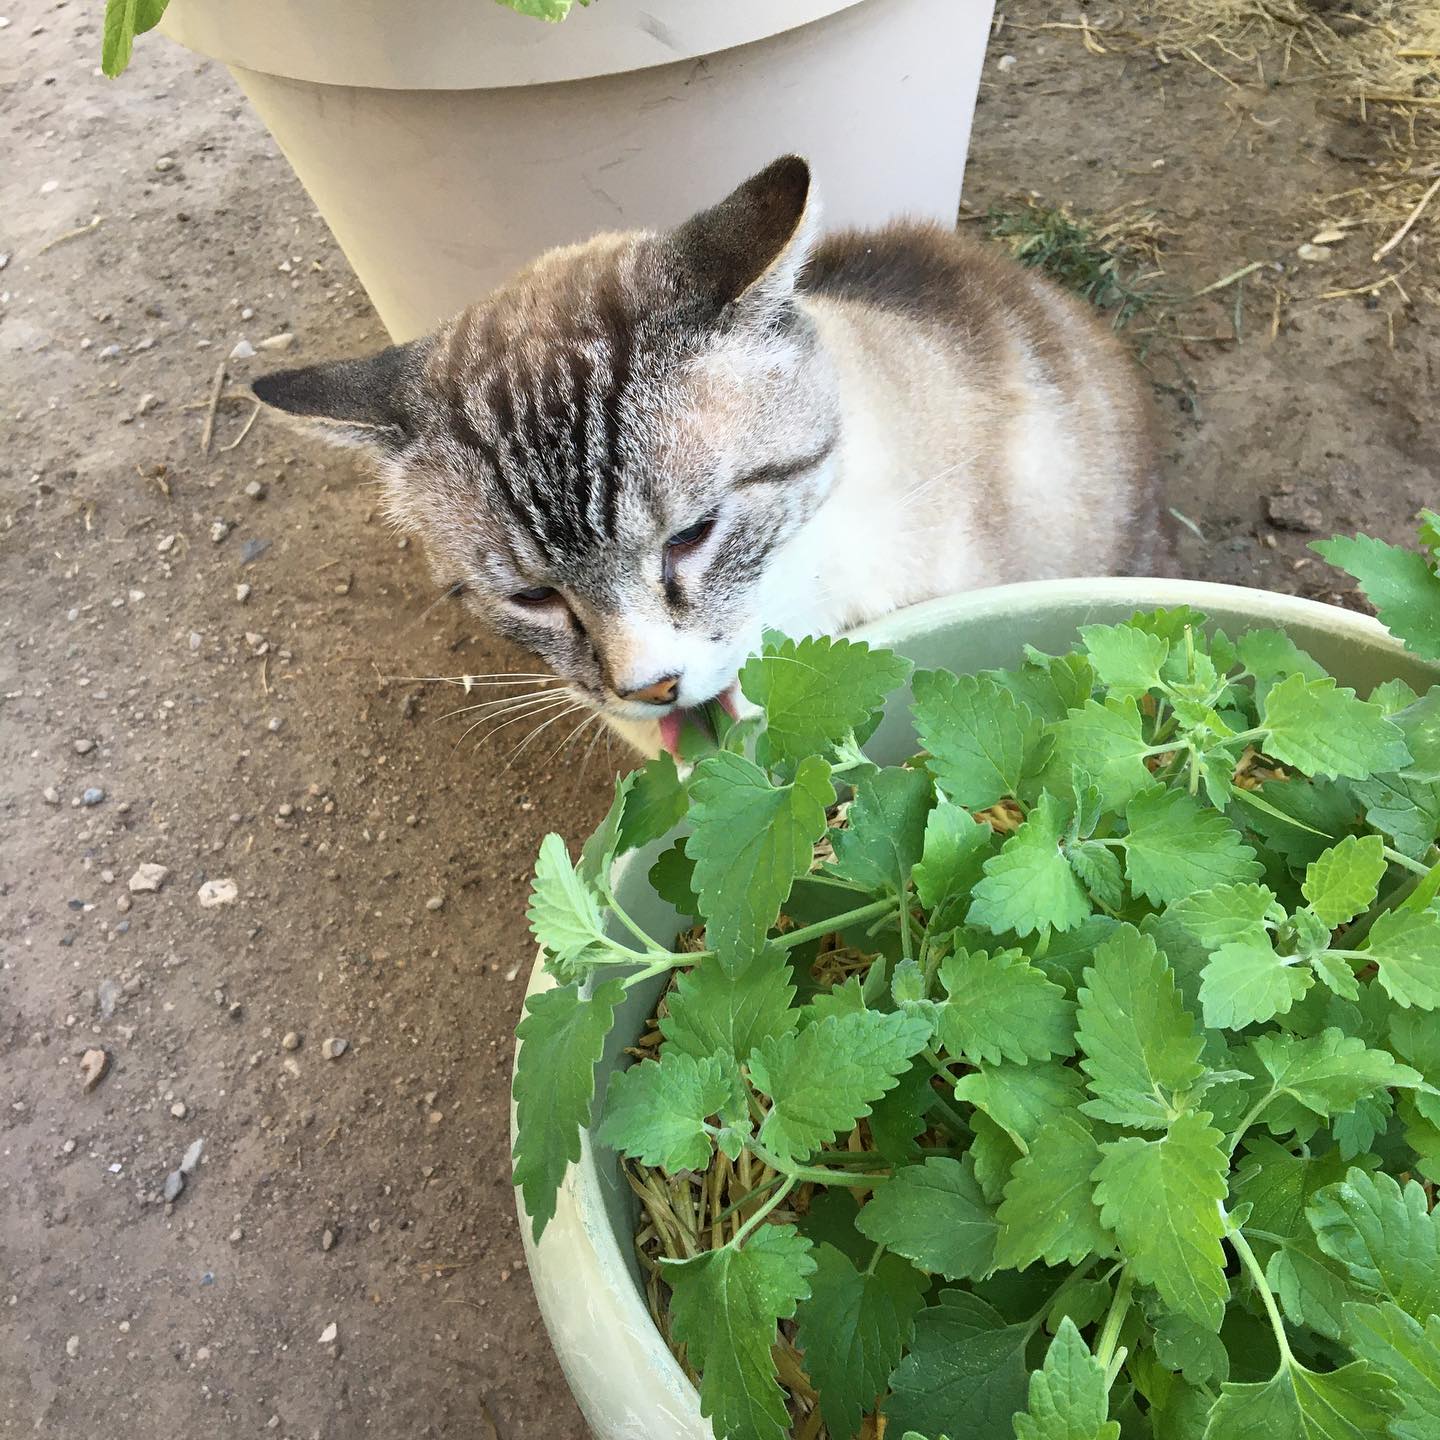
[[510, 585, 558, 607], [666, 516, 715, 551]]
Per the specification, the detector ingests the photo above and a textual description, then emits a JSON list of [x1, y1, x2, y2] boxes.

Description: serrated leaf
[[831, 766, 932, 895], [912, 670, 1043, 808], [955, 1053, 1082, 1150], [1313, 533, 1440, 663], [101, 0, 168, 77], [1311, 951, 1360, 1000], [1080, 621, 1170, 698], [1122, 786, 1263, 905], [986, 649, 1097, 724], [750, 1009, 930, 1164], [1170, 883, 1283, 950], [664, 1225, 817, 1440], [937, 947, 1076, 1065], [1303, 834, 1387, 928], [1204, 1358, 1397, 1440], [913, 803, 994, 924], [968, 793, 1092, 938], [885, 1292, 1029, 1440], [578, 771, 634, 887], [1237, 628, 1329, 709], [1046, 697, 1155, 810], [616, 751, 689, 855], [661, 946, 798, 1063], [1200, 940, 1313, 1029], [1361, 907, 1440, 1010], [1013, 1318, 1121, 1440], [1394, 690, 1440, 783], [1307, 1168, 1440, 1320], [596, 1051, 733, 1172], [856, 1157, 998, 1279], [970, 1109, 1023, 1203], [741, 635, 912, 766], [1351, 772, 1440, 861], [1153, 1310, 1231, 1387], [1250, 1030, 1424, 1123], [996, 1115, 1112, 1269], [869, 1066, 937, 1165], [794, 1244, 927, 1438], [527, 832, 613, 968], [688, 752, 832, 963], [1266, 1243, 1355, 1343], [1242, 779, 1357, 868], [1068, 840, 1125, 909], [1343, 1302, 1440, 1440], [511, 979, 624, 1240], [1260, 674, 1411, 781], [1077, 926, 1205, 1129], [1093, 1111, 1230, 1329]]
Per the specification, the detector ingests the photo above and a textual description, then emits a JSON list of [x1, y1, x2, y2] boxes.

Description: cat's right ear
[[251, 338, 429, 455]]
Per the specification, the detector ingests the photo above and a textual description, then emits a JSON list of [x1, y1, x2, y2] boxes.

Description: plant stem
[[731, 1176, 796, 1247], [603, 893, 671, 956], [746, 1137, 890, 1189], [712, 1174, 784, 1227], [776, 897, 898, 951], [865, 1241, 886, 1277], [1225, 1088, 1277, 1157], [1229, 1222, 1293, 1364], [1094, 1265, 1134, 1387], [1383, 846, 1432, 877]]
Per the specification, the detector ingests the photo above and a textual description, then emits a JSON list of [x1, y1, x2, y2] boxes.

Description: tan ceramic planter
[[513, 576, 1440, 1440], [159, 0, 997, 340]]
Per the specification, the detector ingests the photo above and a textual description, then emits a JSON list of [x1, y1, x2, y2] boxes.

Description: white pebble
[[229, 339, 256, 361], [197, 878, 238, 908]]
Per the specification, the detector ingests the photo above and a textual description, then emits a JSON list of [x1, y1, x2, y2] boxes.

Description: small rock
[[321, 1037, 348, 1060], [163, 1169, 185, 1203], [62, 1138, 77, 1155], [116, 895, 132, 915], [65, 1335, 80, 1359], [427, 1110, 444, 1126], [425, 895, 445, 912], [1296, 242, 1330, 263], [97, 979, 120, 1020], [229, 338, 256, 361], [81, 787, 105, 807], [79, 1048, 109, 1092], [210, 520, 231, 544], [135, 392, 158, 416], [188, 631, 202, 651], [128, 863, 169, 894], [322, 1227, 336, 1252], [997, 53, 1017, 70], [73, 737, 94, 755], [1265, 490, 1325, 533], [170, 1101, 188, 1119], [244, 479, 266, 500], [281, 1031, 301, 1052], [154, 155, 176, 172], [258, 333, 294, 352], [228, 1001, 243, 1020], [43, 786, 61, 805], [229, 1227, 244, 1243], [157, 533, 177, 553], [180, 1138, 204, 1174], [197, 878, 238, 908], [267, 717, 283, 733], [235, 583, 252, 604], [318, 1322, 338, 1345]]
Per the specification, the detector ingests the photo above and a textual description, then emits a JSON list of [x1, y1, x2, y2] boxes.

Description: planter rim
[[514, 575, 1431, 1440], [159, 0, 870, 91]]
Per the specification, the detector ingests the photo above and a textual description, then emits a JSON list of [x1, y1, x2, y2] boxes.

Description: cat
[[252, 154, 1171, 758]]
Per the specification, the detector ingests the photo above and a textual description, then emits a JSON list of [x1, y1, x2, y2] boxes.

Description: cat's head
[[253, 155, 838, 752]]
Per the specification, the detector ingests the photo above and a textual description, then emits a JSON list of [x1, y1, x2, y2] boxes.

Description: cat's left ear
[[671, 154, 818, 321], [250, 338, 430, 456]]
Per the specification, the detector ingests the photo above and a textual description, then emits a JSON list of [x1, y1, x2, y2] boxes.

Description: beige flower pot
[[513, 576, 1440, 1440], [159, 0, 997, 341]]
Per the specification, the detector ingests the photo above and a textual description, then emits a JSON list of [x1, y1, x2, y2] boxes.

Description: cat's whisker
[[441, 688, 568, 724], [547, 710, 602, 766], [387, 671, 558, 687], [893, 459, 964, 513], [456, 692, 575, 753], [500, 703, 592, 773]]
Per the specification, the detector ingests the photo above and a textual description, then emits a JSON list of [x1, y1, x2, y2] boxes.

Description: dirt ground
[[1, 3, 1435, 1437]]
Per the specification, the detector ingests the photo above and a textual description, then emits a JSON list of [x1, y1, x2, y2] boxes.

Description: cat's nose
[[619, 674, 681, 706]]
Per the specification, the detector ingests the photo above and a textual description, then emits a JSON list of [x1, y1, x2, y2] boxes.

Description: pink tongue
[[658, 709, 687, 758]]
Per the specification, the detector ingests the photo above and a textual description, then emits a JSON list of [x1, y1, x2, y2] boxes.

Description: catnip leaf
[[968, 793, 1092, 937], [1242, 778, 1358, 868], [996, 1115, 1112, 1270], [741, 635, 912, 766], [100, 0, 169, 78], [856, 1156, 998, 1280], [1303, 834, 1387, 928], [1152, 1310, 1231, 1387], [1312, 951, 1361, 1000], [649, 838, 699, 914], [663, 1225, 816, 1440], [661, 946, 798, 1064], [616, 751, 689, 856], [749, 1009, 930, 1164], [596, 1051, 734, 1172], [511, 979, 624, 1239], [1012, 1318, 1121, 1440], [913, 803, 993, 923], [578, 772, 634, 887], [869, 1067, 937, 1165], [1313, 533, 1440, 663], [937, 947, 1076, 1065], [912, 671, 1043, 808], [831, 766, 933, 896], [1307, 1168, 1440, 1320], [1122, 786, 1263, 906], [1068, 840, 1125, 909], [1076, 926, 1205, 1130], [1169, 883, 1283, 950], [970, 1109, 1023, 1204], [528, 832, 613, 969], [1250, 1030, 1425, 1124], [794, 1244, 928, 1439], [1079, 621, 1169, 698], [688, 752, 832, 963], [1093, 1111, 1230, 1329], [1351, 772, 1440, 861], [498, 0, 581, 20], [1046, 697, 1155, 810], [986, 649, 1096, 724], [1199, 939, 1313, 1030], [1237, 628, 1329, 709], [1205, 1358, 1398, 1440], [1394, 690, 1440, 783], [1342, 1302, 1440, 1440], [1266, 1243, 1356, 1342], [884, 1292, 1029, 1440], [1361, 907, 1440, 1010], [954, 1060, 1088, 1152], [1260, 674, 1411, 781]]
